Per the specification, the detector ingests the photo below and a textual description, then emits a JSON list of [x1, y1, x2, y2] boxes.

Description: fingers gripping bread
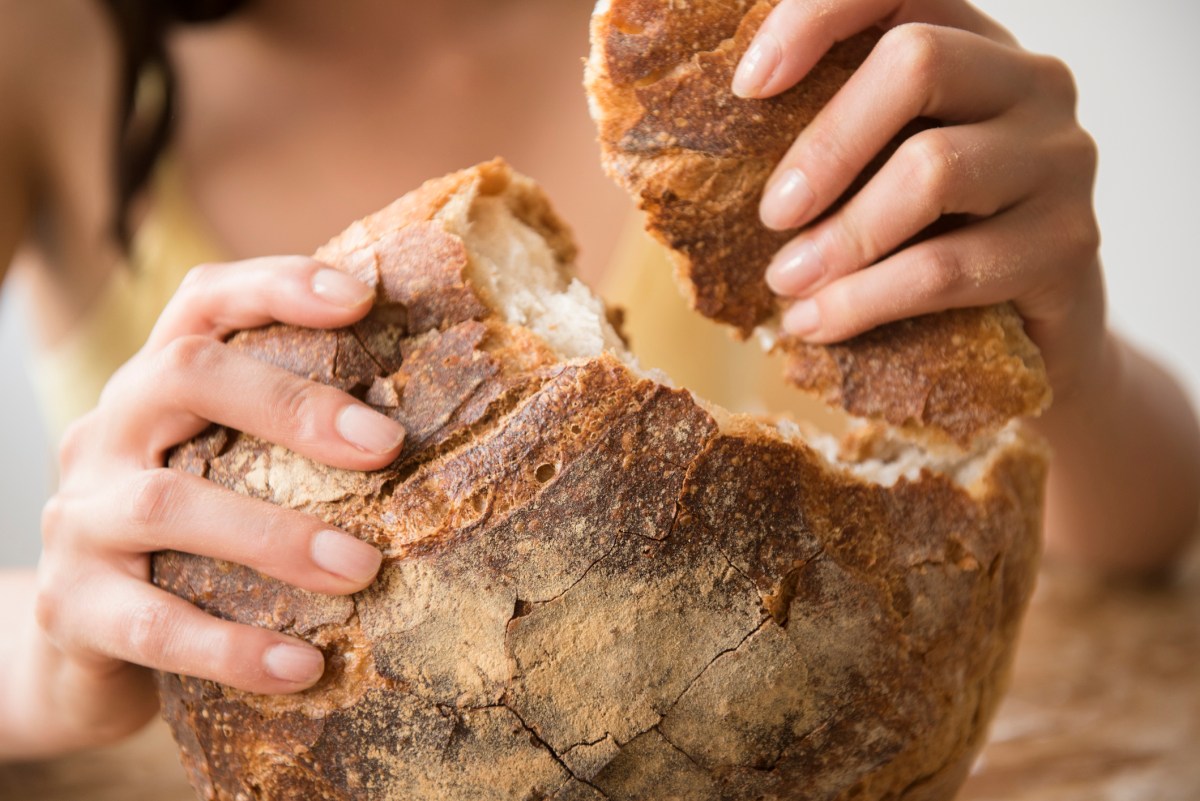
[[154, 160, 1045, 801], [585, 0, 1051, 446]]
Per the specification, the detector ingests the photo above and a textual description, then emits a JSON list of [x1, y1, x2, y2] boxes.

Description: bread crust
[[586, 0, 1051, 445], [153, 160, 1045, 801]]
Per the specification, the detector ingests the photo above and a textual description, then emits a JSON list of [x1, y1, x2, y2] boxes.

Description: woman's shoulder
[[1, 0, 118, 129], [1, 0, 118, 217], [1, 0, 120, 284]]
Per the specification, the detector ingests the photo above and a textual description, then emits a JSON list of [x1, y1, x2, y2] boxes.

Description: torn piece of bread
[[585, 0, 1052, 446], [153, 160, 1045, 801]]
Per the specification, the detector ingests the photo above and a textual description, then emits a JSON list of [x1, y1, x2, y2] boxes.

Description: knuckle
[[268, 379, 324, 445], [158, 334, 216, 376], [211, 626, 265, 688], [883, 23, 943, 86], [33, 571, 65, 638], [1068, 129, 1099, 175], [98, 359, 138, 409], [40, 494, 71, 550], [124, 599, 175, 661], [803, 125, 857, 181], [916, 242, 963, 295], [904, 130, 958, 203], [830, 212, 876, 268], [127, 468, 182, 530], [32, 564, 90, 659], [247, 507, 293, 567], [56, 414, 94, 473], [817, 285, 853, 338], [1061, 210, 1102, 264], [1031, 54, 1079, 107], [176, 262, 223, 299]]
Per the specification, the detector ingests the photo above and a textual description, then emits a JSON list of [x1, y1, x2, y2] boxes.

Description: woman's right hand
[[30, 256, 405, 750]]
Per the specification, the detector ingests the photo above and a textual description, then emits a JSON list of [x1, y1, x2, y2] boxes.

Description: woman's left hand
[[735, 0, 1104, 398]]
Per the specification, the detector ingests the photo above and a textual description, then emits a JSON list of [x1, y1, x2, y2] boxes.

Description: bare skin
[[735, 0, 1200, 574], [0, 0, 628, 758], [0, 0, 1197, 760]]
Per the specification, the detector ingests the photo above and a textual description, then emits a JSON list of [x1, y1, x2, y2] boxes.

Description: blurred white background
[[2, 0, 1199, 566]]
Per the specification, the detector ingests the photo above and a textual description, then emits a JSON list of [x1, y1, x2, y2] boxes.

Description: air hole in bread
[[154, 162, 1047, 801], [611, 18, 644, 36], [633, 69, 670, 88], [512, 598, 533, 620]]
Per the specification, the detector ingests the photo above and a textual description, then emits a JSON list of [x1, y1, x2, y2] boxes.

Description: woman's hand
[[23, 257, 404, 754], [732, 2, 1200, 576], [735, 0, 1104, 399]]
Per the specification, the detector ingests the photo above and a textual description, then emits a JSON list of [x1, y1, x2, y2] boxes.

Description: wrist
[[1030, 330, 1120, 451], [2, 599, 154, 759], [1045, 260, 1110, 396], [1031, 328, 1200, 576]]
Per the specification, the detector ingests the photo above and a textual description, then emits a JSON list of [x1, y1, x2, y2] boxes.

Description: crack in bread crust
[[153, 160, 1046, 801], [586, 0, 1052, 445]]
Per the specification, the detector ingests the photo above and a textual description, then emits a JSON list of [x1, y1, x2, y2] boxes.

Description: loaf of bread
[[153, 159, 1046, 800], [585, 0, 1051, 446]]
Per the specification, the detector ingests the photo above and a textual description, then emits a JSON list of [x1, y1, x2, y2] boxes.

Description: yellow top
[[31, 158, 228, 443], [31, 160, 825, 443]]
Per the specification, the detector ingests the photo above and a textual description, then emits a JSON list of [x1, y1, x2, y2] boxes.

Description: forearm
[[0, 569, 156, 760], [0, 568, 64, 758], [1034, 333, 1200, 577]]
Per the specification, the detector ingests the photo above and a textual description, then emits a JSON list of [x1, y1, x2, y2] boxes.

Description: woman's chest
[[168, 6, 627, 282]]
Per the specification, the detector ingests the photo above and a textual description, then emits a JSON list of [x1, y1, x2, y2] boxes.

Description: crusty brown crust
[[586, 0, 1051, 445], [153, 160, 1045, 800], [783, 306, 1052, 446]]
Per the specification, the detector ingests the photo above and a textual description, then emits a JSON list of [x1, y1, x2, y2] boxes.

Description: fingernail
[[264, 643, 324, 684], [733, 35, 781, 98], [767, 239, 823, 295], [761, 168, 814, 230], [312, 268, 374, 308], [311, 530, 382, 584], [783, 300, 821, 337], [336, 405, 405, 454]]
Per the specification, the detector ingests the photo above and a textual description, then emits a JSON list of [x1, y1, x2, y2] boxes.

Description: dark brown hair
[[98, 0, 250, 245]]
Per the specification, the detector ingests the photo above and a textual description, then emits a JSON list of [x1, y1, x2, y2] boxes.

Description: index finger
[[732, 0, 1014, 99], [144, 256, 376, 353]]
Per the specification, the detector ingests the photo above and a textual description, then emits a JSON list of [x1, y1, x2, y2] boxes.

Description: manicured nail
[[783, 300, 821, 337], [733, 34, 781, 98], [761, 168, 815, 230], [336, 405, 405, 454], [767, 239, 822, 295], [312, 268, 374, 308], [264, 643, 324, 684], [311, 530, 382, 584]]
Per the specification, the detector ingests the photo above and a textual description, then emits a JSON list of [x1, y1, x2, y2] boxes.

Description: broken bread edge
[[152, 159, 1046, 801], [585, 0, 1052, 447]]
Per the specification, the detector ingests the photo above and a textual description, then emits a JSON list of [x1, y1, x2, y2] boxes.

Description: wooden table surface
[[3, 549, 1197, 801]]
